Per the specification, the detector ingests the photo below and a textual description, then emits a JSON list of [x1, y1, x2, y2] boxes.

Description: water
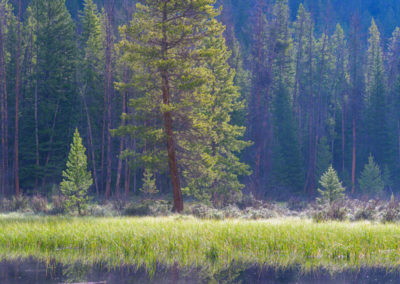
[[1, 260, 400, 283]]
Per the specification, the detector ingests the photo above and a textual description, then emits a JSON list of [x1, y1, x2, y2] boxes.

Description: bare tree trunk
[[161, 2, 183, 213], [104, 1, 114, 199], [34, 2, 40, 190], [81, 86, 99, 196], [252, 1, 264, 195], [352, 117, 356, 194], [304, 24, 316, 194], [41, 99, 59, 186], [0, 6, 8, 195], [14, 0, 22, 197], [342, 102, 346, 174], [115, 67, 128, 198]]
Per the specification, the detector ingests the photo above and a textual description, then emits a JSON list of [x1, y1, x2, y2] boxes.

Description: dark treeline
[[1, 0, 400, 211]]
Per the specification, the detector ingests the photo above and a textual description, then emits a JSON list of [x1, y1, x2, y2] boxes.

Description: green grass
[[0, 215, 400, 273]]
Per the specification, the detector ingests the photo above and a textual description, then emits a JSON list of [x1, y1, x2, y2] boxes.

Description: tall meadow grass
[[0, 216, 399, 273]]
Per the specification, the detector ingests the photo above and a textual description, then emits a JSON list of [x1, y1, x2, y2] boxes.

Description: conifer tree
[[366, 19, 392, 167], [317, 165, 345, 205], [140, 169, 158, 197], [358, 154, 384, 196], [181, 30, 251, 203], [273, 82, 304, 190], [119, 0, 243, 211], [21, 0, 77, 188], [316, 137, 332, 184], [60, 129, 93, 215]]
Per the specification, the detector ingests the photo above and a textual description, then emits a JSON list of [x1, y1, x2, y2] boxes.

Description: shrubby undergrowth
[[1, 193, 400, 223]]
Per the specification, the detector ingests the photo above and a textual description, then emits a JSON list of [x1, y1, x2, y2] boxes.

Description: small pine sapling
[[317, 165, 346, 205], [60, 129, 93, 215]]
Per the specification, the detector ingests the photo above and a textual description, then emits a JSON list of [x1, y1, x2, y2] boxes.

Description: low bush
[[10, 195, 30, 212], [50, 195, 66, 214], [31, 195, 48, 214]]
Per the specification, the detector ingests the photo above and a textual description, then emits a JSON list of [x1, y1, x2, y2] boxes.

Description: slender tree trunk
[[41, 99, 60, 186], [34, 3, 40, 190], [342, 102, 346, 174], [115, 67, 128, 198], [124, 158, 130, 196], [304, 24, 316, 193], [0, 7, 8, 195], [352, 117, 356, 193], [161, 2, 183, 213], [252, 1, 264, 194], [14, 0, 22, 197], [81, 87, 99, 196], [104, 2, 114, 199]]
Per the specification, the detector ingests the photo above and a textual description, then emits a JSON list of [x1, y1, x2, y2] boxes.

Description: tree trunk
[[81, 86, 99, 196], [342, 102, 346, 174], [41, 99, 60, 186], [252, 1, 264, 194], [104, 2, 114, 199], [0, 6, 8, 195], [352, 117, 356, 194], [161, 2, 183, 213], [34, 3, 40, 190], [115, 67, 128, 198], [14, 0, 22, 197]]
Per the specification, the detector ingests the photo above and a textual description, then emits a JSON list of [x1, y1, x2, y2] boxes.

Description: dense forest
[[1, 0, 400, 212]]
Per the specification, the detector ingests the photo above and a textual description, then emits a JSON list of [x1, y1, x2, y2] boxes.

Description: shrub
[[50, 195, 66, 214], [312, 202, 347, 222], [88, 203, 117, 217], [0, 198, 12, 212], [123, 201, 151, 216], [31, 195, 48, 213], [11, 195, 30, 212]]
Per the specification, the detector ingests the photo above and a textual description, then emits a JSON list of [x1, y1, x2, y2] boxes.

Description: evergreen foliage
[[60, 129, 92, 215], [140, 169, 158, 197], [359, 155, 384, 195], [317, 166, 345, 205]]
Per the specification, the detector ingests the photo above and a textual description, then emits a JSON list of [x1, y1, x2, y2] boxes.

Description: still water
[[1, 260, 400, 283]]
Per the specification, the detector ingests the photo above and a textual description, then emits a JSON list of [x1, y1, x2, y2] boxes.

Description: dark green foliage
[[358, 155, 384, 196], [273, 83, 304, 190]]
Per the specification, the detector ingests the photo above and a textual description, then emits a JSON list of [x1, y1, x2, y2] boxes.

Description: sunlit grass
[[0, 216, 400, 273]]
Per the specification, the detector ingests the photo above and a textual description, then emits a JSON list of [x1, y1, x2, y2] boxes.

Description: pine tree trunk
[[81, 86, 99, 196], [252, 1, 264, 194], [14, 0, 22, 197], [161, 2, 183, 213], [352, 117, 356, 193], [41, 99, 60, 186], [34, 4, 40, 190], [104, 2, 114, 199], [0, 7, 8, 195], [342, 103, 346, 174], [115, 67, 128, 198]]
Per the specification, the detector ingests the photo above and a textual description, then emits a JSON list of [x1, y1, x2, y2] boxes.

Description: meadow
[[0, 216, 400, 275]]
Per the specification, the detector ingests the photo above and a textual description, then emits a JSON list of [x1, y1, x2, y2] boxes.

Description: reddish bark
[[161, 2, 183, 213]]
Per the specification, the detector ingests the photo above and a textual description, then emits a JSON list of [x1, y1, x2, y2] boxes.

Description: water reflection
[[0, 259, 400, 283]]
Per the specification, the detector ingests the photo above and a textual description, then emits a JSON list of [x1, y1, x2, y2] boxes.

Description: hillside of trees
[[1, 0, 400, 211]]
